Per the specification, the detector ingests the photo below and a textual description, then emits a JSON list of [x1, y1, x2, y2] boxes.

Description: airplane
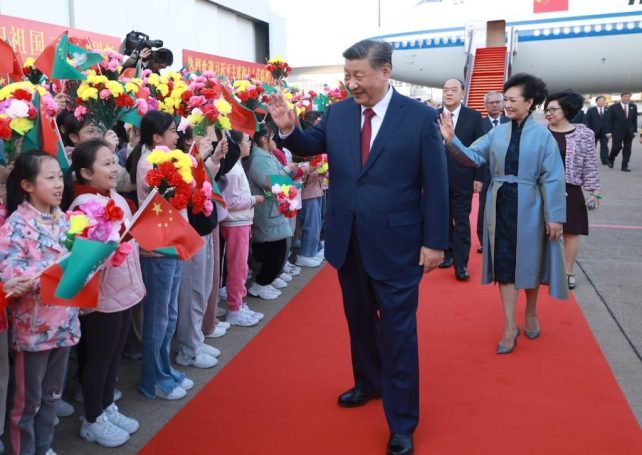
[[369, 0, 642, 94]]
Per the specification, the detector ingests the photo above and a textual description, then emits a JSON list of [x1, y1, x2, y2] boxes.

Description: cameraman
[[122, 47, 173, 74]]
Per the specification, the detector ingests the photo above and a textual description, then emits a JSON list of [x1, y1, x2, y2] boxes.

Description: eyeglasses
[[487, 100, 503, 105], [545, 107, 562, 114]]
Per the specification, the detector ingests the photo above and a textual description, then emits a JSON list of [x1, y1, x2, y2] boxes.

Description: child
[[67, 140, 145, 447], [0, 151, 80, 455], [219, 131, 265, 326], [126, 111, 193, 400]]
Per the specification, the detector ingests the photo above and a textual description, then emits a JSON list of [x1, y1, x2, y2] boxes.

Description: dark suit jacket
[[584, 106, 609, 137], [282, 90, 449, 280], [606, 103, 638, 138], [438, 105, 484, 192], [480, 115, 509, 184]]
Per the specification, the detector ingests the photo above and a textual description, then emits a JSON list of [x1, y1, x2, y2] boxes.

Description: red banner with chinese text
[[0, 14, 120, 61], [533, 0, 569, 13], [182, 49, 274, 84]]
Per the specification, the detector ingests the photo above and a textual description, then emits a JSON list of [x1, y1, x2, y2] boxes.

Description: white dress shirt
[[445, 103, 462, 129], [360, 84, 394, 150]]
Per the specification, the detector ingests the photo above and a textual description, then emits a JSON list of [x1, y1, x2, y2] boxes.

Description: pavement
[[2, 139, 641, 455]]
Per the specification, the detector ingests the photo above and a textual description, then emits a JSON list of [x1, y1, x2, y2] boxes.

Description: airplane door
[[486, 20, 506, 47]]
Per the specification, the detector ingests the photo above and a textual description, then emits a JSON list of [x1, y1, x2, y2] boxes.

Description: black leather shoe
[[337, 388, 381, 408], [601, 161, 609, 165], [477, 246, 483, 254], [438, 257, 454, 268], [455, 266, 470, 281], [387, 434, 414, 455], [622, 166, 631, 172], [607, 160, 614, 168]]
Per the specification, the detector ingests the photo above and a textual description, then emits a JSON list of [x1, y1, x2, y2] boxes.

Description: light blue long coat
[[447, 115, 568, 299]]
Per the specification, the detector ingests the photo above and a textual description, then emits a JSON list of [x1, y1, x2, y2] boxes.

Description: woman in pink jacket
[[67, 140, 145, 448], [545, 90, 601, 291]]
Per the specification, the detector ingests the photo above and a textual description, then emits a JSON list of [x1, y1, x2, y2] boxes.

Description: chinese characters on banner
[[183, 49, 274, 84], [0, 14, 121, 60]]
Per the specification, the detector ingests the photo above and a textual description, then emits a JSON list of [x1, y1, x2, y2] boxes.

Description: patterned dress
[[493, 120, 523, 284]]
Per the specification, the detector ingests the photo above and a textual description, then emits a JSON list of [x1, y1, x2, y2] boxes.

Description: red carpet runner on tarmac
[[142, 201, 642, 454]]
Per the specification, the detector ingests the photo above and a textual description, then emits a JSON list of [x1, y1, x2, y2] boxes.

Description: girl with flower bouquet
[[65, 140, 145, 448], [174, 130, 225, 369], [125, 111, 194, 401], [0, 150, 80, 455], [246, 123, 296, 300]]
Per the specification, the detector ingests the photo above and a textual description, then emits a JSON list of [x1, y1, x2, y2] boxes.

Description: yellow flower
[[10, 117, 34, 135], [156, 84, 169, 97], [214, 98, 232, 115], [269, 55, 285, 64], [147, 150, 173, 165], [68, 214, 90, 235], [218, 116, 231, 131], [106, 80, 124, 97], [148, 73, 160, 87], [34, 86, 47, 96], [187, 110, 204, 126], [125, 82, 139, 94], [233, 80, 251, 93], [24, 57, 35, 68], [77, 85, 98, 101], [0, 81, 34, 101]]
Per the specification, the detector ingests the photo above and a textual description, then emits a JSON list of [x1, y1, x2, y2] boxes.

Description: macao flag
[[534, 0, 568, 13]]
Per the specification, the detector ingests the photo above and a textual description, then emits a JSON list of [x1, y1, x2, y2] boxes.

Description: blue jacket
[[283, 90, 448, 280]]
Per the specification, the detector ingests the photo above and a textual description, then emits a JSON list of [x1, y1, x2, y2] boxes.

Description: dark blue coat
[[283, 90, 449, 280]]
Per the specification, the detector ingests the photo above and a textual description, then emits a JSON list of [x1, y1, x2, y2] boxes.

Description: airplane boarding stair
[[466, 46, 507, 115]]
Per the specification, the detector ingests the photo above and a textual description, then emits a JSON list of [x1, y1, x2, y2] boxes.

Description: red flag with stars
[[128, 190, 204, 261], [533, 0, 568, 13], [0, 39, 24, 82]]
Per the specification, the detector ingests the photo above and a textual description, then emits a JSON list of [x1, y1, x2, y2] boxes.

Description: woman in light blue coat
[[439, 73, 568, 354]]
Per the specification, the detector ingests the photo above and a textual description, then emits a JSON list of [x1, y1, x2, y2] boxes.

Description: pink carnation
[[136, 98, 149, 115], [99, 89, 112, 100], [74, 105, 88, 120], [203, 200, 214, 216]]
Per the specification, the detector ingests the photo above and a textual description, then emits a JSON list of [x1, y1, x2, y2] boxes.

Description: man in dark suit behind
[[606, 91, 638, 171], [437, 79, 484, 281], [584, 95, 610, 165], [476, 91, 509, 253], [268, 40, 448, 455]]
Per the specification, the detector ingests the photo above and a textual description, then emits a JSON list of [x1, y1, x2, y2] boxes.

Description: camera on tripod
[[124, 31, 163, 55]]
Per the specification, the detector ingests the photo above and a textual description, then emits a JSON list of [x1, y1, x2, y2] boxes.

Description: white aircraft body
[[370, 0, 642, 92]]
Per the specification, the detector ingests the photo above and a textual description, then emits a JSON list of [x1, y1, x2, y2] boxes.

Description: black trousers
[[446, 190, 472, 267], [476, 184, 489, 247], [252, 239, 287, 285], [595, 134, 610, 164], [609, 133, 634, 168], [77, 308, 133, 422], [338, 229, 421, 435]]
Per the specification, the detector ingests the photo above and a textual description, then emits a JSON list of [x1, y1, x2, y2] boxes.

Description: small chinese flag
[[0, 39, 24, 82], [221, 85, 259, 135], [41, 263, 101, 308], [533, 0, 568, 13], [129, 191, 204, 260]]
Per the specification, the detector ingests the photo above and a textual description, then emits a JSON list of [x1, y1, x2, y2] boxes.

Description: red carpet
[[142, 198, 642, 454]]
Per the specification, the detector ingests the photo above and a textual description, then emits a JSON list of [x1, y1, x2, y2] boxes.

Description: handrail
[[464, 29, 475, 104], [504, 26, 518, 82]]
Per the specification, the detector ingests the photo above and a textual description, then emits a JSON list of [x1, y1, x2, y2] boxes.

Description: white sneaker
[[241, 303, 264, 321], [105, 403, 139, 434], [44, 450, 57, 455], [218, 286, 227, 300], [295, 255, 322, 267], [56, 399, 74, 417], [80, 412, 130, 447], [155, 385, 186, 400], [198, 343, 221, 358], [271, 277, 288, 289], [175, 351, 218, 369], [75, 388, 122, 403], [227, 309, 260, 327], [217, 321, 231, 330], [204, 325, 227, 338], [54, 416, 59, 426], [279, 272, 292, 282], [179, 377, 194, 391], [247, 282, 280, 300], [285, 261, 301, 276], [315, 249, 325, 259]]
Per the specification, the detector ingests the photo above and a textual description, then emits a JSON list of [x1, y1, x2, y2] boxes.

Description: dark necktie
[[361, 108, 375, 166], [599, 108, 603, 116], [492, 119, 499, 127]]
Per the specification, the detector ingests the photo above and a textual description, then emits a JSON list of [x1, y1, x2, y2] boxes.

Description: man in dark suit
[[437, 79, 484, 281], [268, 40, 448, 455], [606, 91, 638, 171], [585, 95, 610, 165], [476, 91, 509, 254]]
